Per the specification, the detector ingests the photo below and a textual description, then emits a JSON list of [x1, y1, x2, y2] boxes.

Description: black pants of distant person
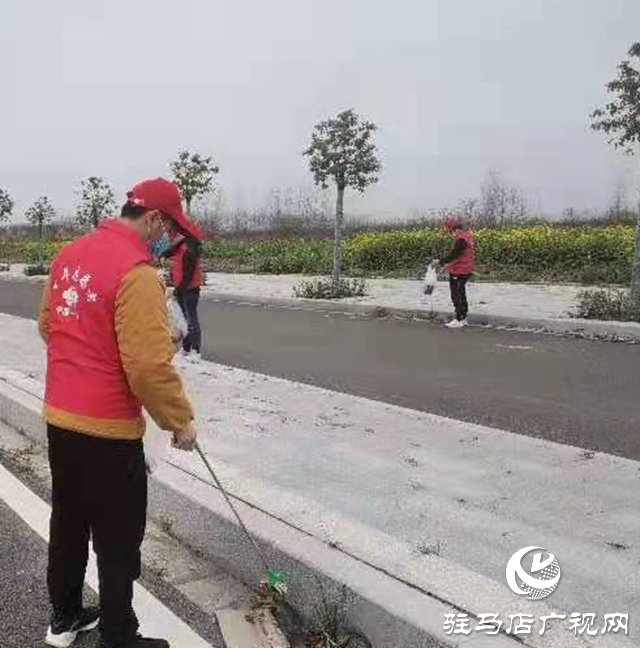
[[449, 274, 471, 321], [47, 425, 147, 647], [176, 287, 202, 353]]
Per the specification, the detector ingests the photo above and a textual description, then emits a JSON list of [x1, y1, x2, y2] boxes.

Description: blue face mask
[[150, 234, 171, 258]]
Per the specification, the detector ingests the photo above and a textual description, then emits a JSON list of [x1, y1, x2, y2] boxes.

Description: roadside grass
[[293, 277, 367, 300], [1, 225, 635, 285], [573, 289, 640, 323]]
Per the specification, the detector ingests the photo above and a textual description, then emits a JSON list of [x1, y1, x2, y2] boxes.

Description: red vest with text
[[171, 240, 202, 289], [447, 230, 476, 275], [45, 220, 151, 421]]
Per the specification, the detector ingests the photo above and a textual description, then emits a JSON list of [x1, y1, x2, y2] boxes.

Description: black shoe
[[45, 607, 100, 647], [101, 635, 170, 648]]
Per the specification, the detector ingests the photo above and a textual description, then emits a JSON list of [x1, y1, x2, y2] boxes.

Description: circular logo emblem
[[506, 547, 561, 600]]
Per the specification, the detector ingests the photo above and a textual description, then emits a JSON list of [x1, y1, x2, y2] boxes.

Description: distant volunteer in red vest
[[432, 217, 476, 329], [39, 178, 198, 648], [161, 217, 204, 356]]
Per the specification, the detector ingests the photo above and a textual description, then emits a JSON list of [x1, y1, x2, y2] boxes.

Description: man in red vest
[[433, 217, 476, 329], [159, 216, 204, 356], [39, 178, 197, 648]]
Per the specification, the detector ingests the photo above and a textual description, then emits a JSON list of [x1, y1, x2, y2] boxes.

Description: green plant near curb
[[573, 289, 640, 322], [294, 277, 367, 300], [24, 264, 50, 277], [307, 583, 369, 648]]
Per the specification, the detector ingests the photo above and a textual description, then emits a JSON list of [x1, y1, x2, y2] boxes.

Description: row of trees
[[0, 152, 222, 268], [0, 151, 221, 230], [0, 110, 380, 288], [0, 39, 637, 295]]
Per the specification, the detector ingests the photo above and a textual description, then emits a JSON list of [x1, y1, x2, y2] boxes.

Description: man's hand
[[172, 422, 197, 451]]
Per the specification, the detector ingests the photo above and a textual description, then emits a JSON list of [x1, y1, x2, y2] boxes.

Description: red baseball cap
[[126, 177, 204, 240]]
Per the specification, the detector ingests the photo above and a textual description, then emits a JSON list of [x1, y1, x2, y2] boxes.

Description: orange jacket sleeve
[[115, 264, 194, 433], [38, 277, 52, 342]]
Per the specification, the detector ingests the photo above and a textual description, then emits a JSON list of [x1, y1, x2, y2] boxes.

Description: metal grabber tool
[[194, 442, 288, 596]]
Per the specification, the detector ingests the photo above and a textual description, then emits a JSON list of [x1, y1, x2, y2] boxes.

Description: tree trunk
[[332, 185, 345, 292], [92, 206, 98, 229], [632, 152, 640, 306], [38, 220, 43, 268], [632, 219, 640, 305], [186, 198, 192, 217]]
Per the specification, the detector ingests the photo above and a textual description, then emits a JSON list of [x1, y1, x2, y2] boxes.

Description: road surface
[[1, 279, 638, 459], [0, 441, 224, 648], [0, 496, 66, 648]]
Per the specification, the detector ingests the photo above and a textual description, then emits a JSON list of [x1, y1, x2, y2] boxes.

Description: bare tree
[[562, 207, 577, 224], [193, 187, 228, 235], [606, 181, 629, 222], [479, 169, 527, 227], [266, 185, 332, 234], [457, 198, 481, 226]]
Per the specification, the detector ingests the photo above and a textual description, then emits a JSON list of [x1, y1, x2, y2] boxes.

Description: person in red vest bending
[[39, 178, 198, 648], [432, 217, 476, 329], [161, 217, 204, 357]]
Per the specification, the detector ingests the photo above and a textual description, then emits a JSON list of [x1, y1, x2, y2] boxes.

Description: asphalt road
[[1, 279, 639, 460], [0, 496, 98, 648]]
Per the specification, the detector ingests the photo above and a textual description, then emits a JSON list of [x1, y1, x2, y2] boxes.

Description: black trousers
[[47, 425, 147, 646], [176, 287, 202, 353], [449, 274, 471, 321]]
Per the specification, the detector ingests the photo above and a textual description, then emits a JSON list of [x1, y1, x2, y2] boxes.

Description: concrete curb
[[0, 372, 620, 648], [201, 291, 640, 341], [0, 272, 48, 285], [2, 273, 639, 341], [217, 607, 289, 648], [0, 375, 462, 648]]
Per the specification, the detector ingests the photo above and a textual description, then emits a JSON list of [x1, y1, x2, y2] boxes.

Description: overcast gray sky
[[1, 0, 638, 220]]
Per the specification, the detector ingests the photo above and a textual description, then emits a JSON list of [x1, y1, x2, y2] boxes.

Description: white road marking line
[[0, 461, 213, 648], [495, 344, 534, 351]]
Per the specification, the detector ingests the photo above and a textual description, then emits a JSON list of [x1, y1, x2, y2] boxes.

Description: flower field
[[0, 225, 634, 284]]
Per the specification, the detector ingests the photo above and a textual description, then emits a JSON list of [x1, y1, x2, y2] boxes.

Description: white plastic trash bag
[[168, 297, 188, 343], [144, 420, 170, 475], [423, 266, 438, 295]]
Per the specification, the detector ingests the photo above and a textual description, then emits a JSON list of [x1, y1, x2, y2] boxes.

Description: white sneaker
[[45, 607, 100, 647], [445, 319, 467, 329]]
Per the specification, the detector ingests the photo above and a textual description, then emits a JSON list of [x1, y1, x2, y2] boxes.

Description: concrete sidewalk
[[0, 313, 636, 648], [203, 273, 585, 321]]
